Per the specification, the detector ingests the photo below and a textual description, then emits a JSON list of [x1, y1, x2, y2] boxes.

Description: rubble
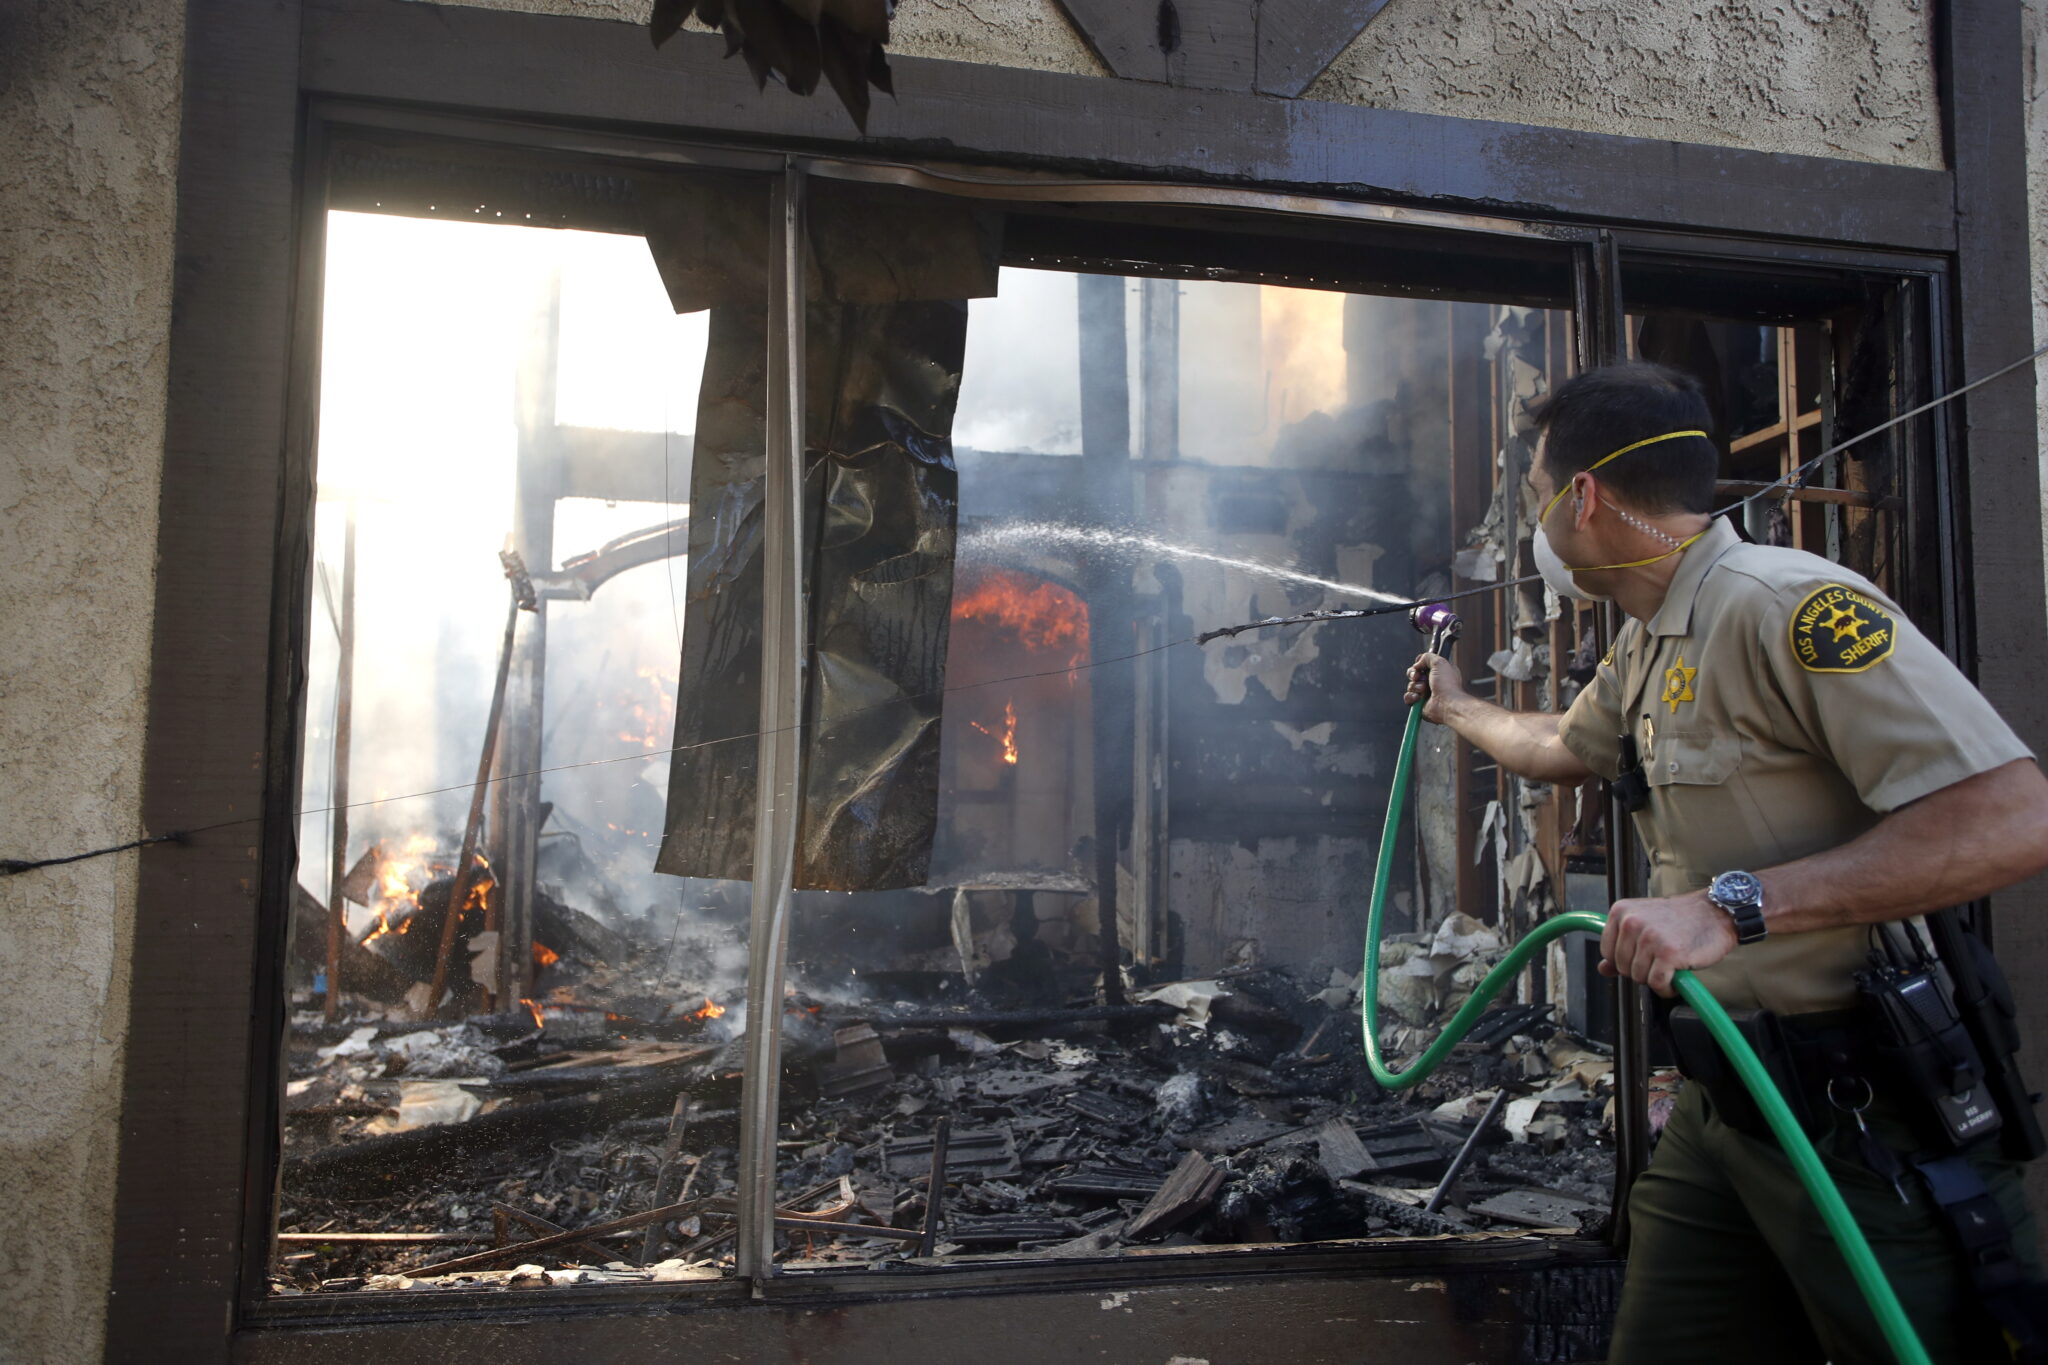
[[273, 952, 1623, 1293]]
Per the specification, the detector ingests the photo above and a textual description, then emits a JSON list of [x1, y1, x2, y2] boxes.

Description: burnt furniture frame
[[113, 0, 2039, 1361]]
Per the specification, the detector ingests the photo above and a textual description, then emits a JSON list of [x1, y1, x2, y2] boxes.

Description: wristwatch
[[1707, 870, 1768, 945]]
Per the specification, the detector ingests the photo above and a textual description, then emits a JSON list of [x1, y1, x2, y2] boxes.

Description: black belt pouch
[[1666, 1006, 1819, 1140]]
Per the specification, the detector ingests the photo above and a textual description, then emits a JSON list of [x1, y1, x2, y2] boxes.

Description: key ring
[[1827, 1075, 1874, 1113]]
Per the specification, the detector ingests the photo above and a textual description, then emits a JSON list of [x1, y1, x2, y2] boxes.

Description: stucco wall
[[0, 2, 183, 1363], [1310, 0, 1941, 169], [416, 0, 1938, 163], [408, 0, 1105, 75], [2030, 0, 2048, 590]]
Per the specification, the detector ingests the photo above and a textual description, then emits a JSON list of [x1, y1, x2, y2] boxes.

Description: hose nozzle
[[1410, 602, 1461, 648]]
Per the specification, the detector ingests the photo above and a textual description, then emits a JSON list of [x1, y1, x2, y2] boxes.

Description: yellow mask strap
[[1569, 528, 1708, 574], [1538, 428, 1709, 526]]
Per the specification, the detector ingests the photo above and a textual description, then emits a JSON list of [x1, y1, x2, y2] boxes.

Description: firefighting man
[[1405, 363, 2047, 1363]]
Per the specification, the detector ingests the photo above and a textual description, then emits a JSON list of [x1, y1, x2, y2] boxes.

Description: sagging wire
[[1198, 338, 2048, 645], [8, 340, 2045, 877]]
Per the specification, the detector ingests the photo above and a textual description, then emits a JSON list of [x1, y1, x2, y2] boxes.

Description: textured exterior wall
[[1310, 0, 1941, 169], [407, 0, 1105, 75], [2030, 0, 2048, 591], [0, 2, 184, 1363]]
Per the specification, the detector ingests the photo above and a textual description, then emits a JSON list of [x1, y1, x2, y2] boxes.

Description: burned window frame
[[245, 105, 1963, 1310], [116, 2, 2040, 1355]]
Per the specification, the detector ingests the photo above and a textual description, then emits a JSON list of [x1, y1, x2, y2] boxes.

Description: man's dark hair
[[1533, 362, 1719, 514]]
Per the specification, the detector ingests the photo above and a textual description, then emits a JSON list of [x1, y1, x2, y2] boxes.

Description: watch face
[[1714, 871, 1762, 905]]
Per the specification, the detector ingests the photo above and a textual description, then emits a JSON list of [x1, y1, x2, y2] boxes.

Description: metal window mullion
[[1573, 235, 1654, 1246], [735, 159, 808, 1285]]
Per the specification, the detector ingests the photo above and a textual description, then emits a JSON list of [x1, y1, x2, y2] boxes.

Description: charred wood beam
[[427, 555, 536, 1016], [638, 1096, 697, 1264], [492, 1201, 620, 1264], [284, 1058, 727, 1197], [411, 1194, 717, 1276]]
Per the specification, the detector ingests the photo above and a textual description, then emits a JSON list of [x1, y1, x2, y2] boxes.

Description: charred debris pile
[[276, 880, 1617, 1294]]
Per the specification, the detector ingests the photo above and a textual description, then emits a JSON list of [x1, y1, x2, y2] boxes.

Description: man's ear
[[1570, 472, 1598, 529]]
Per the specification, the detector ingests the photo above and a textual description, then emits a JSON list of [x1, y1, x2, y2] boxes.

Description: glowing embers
[[615, 663, 676, 750]]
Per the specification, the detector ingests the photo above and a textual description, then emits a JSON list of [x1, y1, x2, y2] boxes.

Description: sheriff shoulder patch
[[1789, 583, 1896, 673]]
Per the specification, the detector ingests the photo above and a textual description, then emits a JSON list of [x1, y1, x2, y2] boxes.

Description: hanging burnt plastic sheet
[[651, 177, 998, 888]]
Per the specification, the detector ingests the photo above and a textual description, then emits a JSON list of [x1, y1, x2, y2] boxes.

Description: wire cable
[[9, 342, 2044, 878]]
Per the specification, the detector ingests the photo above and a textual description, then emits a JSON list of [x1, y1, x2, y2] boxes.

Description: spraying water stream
[[960, 521, 1412, 608]]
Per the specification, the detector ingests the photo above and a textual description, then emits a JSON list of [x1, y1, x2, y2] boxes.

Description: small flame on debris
[[518, 997, 544, 1030], [362, 833, 439, 944], [532, 942, 560, 968], [690, 998, 726, 1021], [970, 700, 1021, 766]]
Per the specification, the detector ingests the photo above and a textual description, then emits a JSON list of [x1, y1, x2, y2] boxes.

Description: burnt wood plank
[[1312, 1119, 1374, 1181], [1126, 1150, 1226, 1239]]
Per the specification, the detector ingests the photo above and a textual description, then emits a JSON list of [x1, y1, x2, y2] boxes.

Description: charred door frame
[[113, 0, 2038, 1360]]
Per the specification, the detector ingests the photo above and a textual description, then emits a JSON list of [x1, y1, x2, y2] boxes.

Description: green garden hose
[[1362, 700, 1935, 1365]]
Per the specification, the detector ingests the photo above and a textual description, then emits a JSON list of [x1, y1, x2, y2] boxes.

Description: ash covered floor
[[274, 920, 1624, 1294]]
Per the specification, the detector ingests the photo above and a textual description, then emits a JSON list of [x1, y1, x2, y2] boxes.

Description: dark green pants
[[1608, 1081, 2039, 1364]]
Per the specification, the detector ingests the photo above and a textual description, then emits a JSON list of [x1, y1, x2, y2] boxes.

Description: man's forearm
[[1759, 759, 2048, 935], [1436, 693, 1591, 784]]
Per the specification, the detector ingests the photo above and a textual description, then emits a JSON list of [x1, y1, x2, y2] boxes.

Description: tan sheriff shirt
[[1559, 516, 2033, 1015]]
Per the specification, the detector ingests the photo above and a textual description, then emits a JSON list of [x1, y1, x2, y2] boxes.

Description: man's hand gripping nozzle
[[1409, 603, 1461, 694]]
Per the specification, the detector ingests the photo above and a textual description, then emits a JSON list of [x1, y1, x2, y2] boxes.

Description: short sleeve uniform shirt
[[1559, 517, 2032, 1015]]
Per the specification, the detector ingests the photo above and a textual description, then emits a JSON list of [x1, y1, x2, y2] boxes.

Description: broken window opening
[[283, 198, 761, 1293], [274, 150, 1934, 1299], [769, 265, 1605, 1270]]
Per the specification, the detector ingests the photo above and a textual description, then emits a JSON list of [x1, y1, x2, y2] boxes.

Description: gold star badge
[[1820, 603, 1866, 643], [1662, 655, 1697, 714]]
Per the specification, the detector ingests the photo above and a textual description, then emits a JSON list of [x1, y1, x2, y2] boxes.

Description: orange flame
[[969, 700, 1021, 765], [518, 997, 545, 1030], [691, 998, 726, 1021], [358, 837, 494, 943], [532, 942, 560, 968], [952, 570, 1090, 666], [616, 663, 677, 750]]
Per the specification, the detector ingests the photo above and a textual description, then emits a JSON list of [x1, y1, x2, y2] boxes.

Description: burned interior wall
[[0, 2, 185, 1362], [1151, 296, 1450, 981]]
